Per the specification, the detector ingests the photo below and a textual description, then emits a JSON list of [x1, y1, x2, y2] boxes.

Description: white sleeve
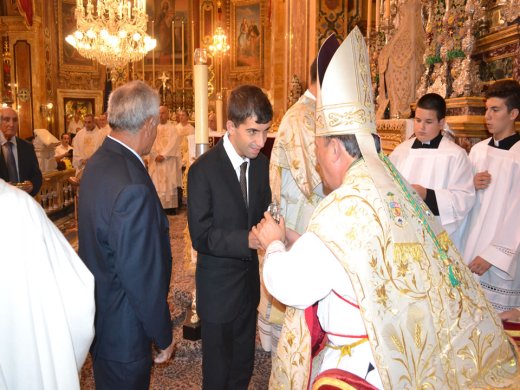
[[435, 149, 475, 233], [263, 232, 345, 309]]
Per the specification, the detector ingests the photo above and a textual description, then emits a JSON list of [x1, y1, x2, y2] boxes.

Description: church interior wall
[[0, 0, 518, 146]]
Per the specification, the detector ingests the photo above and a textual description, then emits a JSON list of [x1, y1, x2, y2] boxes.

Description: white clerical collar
[[304, 89, 316, 101], [493, 138, 500, 147], [223, 132, 249, 170], [107, 135, 145, 167]]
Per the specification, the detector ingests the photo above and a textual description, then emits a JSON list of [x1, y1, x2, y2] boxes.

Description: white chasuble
[[148, 122, 180, 209], [0, 179, 95, 389], [463, 139, 520, 312], [72, 127, 104, 168], [390, 137, 475, 250]]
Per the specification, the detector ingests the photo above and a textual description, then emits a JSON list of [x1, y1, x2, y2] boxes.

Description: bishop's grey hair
[[107, 81, 160, 133]]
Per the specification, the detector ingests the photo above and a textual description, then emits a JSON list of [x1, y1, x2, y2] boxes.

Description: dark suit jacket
[[0, 137, 42, 196], [78, 137, 172, 363], [188, 139, 271, 323]]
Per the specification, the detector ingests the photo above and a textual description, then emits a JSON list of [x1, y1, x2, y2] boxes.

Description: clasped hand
[[251, 212, 286, 251]]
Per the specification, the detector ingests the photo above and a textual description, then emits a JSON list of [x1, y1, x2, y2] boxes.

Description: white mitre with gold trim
[[316, 28, 376, 138]]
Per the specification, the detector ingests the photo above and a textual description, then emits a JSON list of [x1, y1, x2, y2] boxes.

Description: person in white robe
[[177, 109, 195, 204], [390, 93, 475, 250], [0, 178, 95, 390], [97, 112, 111, 139], [463, 79, 520, 313], [253, 30, 520, 390], [67, 110, 83, 135], [148, 106, 179, 211], [72, 113, 104, 170], [177, 109, 195, 168], [258, 58, 324, 356]]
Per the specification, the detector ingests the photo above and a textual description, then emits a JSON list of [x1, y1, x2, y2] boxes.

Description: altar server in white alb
[[0, 178, 95, 390], [463, 79, 520, 313], [389, 93, 475, 250], [148, 105, 180, 213]]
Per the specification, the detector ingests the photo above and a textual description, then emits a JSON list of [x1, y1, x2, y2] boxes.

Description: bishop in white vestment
[[256, 30, 520, 390], [0, 179, 95, 389]]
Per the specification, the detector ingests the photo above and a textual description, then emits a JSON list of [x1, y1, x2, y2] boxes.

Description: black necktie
[[240, 161, 248, 206], [4, 142, 19, 183]]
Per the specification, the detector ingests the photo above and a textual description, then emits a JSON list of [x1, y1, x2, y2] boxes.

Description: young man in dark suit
[[0, 107, 42, 196], [188, 85, 272, 389], [78, 81, 175, 390]]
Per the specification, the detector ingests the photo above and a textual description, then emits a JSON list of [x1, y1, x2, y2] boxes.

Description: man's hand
[[468, 256, 492, 276], [17, 180, 33, 194], [248, 230, 261, 250], [411, 184, 426, 200], [155, 155, 165, 162], [154, 340, 175, 364], [253, 212, 286, 250], [474, 171, 491, 190], [499, 308, 520, 322], [284, 227, 301, 247]]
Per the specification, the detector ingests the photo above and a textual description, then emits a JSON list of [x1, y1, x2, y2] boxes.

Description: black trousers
[[92, 353, 152, 390], [201, 299, 257, 390]]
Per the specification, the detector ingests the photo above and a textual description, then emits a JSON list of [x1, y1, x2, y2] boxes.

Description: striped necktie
[[240, 161, 248, 206], [4, 141, 19, 183]]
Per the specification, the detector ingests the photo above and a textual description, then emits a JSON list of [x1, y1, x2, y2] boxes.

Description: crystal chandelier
[[208, 27, 230, 56], [65, 0, 156, 69]]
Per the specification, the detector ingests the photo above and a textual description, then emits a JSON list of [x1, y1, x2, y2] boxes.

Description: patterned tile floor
[[56, 209, 271, 389]]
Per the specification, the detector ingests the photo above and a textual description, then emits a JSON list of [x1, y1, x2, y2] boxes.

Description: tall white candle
[[152, 21, 156, 84], [367, 0, 372, 40], [181, 19, 185, 91], [172, 20, 175, 89], [191, 20, 195, 60], [375, 0, 380, 31], [194, 64, 209, 145], [216, 94, 223, 133]]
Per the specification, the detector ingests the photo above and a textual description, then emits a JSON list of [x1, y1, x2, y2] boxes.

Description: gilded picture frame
[[145, 0, 192, 69], [230, 0, 263, 73], [57, 0, 98, 72]]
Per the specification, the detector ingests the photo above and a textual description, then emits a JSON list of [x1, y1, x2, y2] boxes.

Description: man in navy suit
[[78, 81, 175, 390], [188, 85, 272, 389], [0, 107, 42, 196]]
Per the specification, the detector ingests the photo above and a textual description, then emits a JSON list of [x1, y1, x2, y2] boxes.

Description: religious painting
[[145, 0, 190, 66], [63, 98, 95, 131], [57, 89, 104, 136], [231, 0, 263, 72], [57, 0, 96, 72]]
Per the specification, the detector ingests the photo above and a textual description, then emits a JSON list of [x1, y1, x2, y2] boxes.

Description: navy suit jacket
[[188, 139, 271, 323], [0, 137, 42, 196], [78, 137, 172, 363]]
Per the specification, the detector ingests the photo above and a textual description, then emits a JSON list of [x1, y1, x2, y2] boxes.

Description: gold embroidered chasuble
[[270, 159, 520, 389], [269, 93, 322, 203]]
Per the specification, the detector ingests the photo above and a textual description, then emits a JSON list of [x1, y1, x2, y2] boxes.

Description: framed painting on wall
[[230, 0, 263, 73], [57, 0, 97, 72], [146, 0, 191, 67]]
